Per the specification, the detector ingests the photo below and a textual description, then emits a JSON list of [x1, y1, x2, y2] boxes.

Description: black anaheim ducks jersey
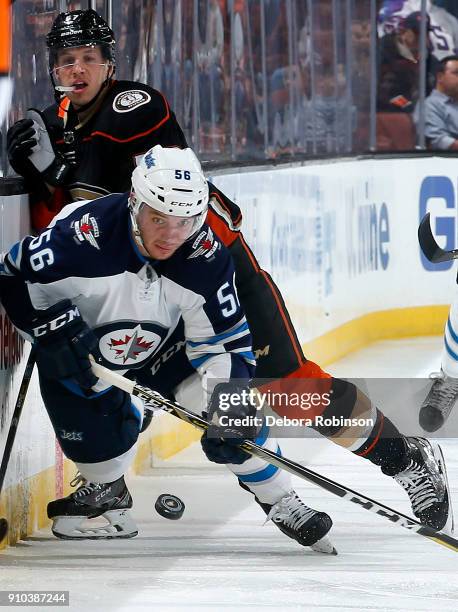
[[43, 80, 188, 202]]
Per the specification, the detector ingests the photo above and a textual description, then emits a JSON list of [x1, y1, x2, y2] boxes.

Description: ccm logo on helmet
[[32, 306, 81, 337]]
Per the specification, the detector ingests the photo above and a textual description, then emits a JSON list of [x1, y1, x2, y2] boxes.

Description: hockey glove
[[7, 110, 71, 186], [31, 299, 100, 390], [7, 118, 38, 177], [201, 381, 258, 465], [26, 109, 71, 186]]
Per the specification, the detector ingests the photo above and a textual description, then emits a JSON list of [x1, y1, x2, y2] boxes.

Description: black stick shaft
[[0, 348, 35, 495]]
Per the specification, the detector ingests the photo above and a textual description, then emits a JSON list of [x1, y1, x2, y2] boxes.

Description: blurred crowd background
[[3, 0, 458, 166]]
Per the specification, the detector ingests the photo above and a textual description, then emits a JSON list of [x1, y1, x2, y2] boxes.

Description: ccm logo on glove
[[32, 305, 81, 337]]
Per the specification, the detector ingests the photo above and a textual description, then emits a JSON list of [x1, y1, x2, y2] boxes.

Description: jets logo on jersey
[[73, 213, 100, 250], [188, 227, 220, 260], [96, 321, 169, 369], [108, 326, 154, 363], [113, 90, 152, 113]]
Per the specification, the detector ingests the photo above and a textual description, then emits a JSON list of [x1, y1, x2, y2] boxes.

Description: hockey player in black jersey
[[7, 9, 187, 230], [5, 10, 453, 538], [0, 146, 335, 552]]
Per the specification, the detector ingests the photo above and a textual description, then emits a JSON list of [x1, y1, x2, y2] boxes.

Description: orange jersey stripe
[[206, 209, 239, 246]]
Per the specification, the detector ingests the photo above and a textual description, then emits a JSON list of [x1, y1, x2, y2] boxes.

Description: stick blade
[[0, 518, 8, 543], [418, 213, 458, 263]]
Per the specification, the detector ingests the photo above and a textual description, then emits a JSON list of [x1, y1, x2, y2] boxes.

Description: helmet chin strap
[[129, 200, 148, 255]]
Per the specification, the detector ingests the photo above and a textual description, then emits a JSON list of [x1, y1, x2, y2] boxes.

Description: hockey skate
[[240, 480, 336, 554], [47, 474, 137, 540], [419, 371, 458, 432], [263, 490, 336, 554], [385, 437, 454, 533]]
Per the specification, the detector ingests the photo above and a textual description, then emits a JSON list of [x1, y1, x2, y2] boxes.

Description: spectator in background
[[195, 0, 227, 153], [307, 69, 353, 154], [379, 0, 458, 60], [378, 11, 437, 113], [231, 2, 250, 155], [423, 55, 458, 149], [352, 18, 371, 106], [351, 17, 372, 150], [161, 0, 183, 115], [112, 2, 140, 80]]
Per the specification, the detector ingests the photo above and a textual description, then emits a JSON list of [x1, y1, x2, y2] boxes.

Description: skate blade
[[51, 510, 138, 540], [434, 444, 455, 535], [311, 535, 338, 555]]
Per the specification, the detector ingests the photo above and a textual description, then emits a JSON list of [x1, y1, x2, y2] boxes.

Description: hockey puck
[[0, 518, 8, 543], [155, 494, 185, 520]]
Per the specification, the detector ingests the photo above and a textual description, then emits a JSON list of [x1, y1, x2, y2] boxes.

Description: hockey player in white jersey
[[0, 145, 334, 552]]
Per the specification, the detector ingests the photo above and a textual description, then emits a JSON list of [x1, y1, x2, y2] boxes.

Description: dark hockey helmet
[[46, 9, 115, 70]]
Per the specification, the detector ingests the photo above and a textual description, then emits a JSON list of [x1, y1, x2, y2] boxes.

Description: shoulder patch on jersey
[[72, 212, 100, 250], [188, 227, 220, 260], [112, 90, 152, 113]]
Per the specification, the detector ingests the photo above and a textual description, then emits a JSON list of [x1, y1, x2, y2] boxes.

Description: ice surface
[[1, 337, 457, 611]]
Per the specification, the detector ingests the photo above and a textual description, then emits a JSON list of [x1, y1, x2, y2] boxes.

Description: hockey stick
[[0, 347, 35, 543], [90, 359, 458, 553], [418, 212, 458, 263]]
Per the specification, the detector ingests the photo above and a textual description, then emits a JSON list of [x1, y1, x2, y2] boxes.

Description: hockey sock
[[227, 428, 292, 504], [352, 408, 409, 475]]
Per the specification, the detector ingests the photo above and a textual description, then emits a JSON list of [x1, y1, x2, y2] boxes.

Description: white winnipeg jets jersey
[[1, 194, 255, 381]]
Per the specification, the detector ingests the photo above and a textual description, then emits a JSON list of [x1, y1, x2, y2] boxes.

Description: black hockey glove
[[31, 299, 100, 390], [201, 381, 258, 465], [7, 118, 37, 177], [7, 110, 71, 186]]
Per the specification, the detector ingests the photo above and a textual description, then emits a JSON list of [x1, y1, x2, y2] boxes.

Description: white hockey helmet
[[129, 145, 209, 246]]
